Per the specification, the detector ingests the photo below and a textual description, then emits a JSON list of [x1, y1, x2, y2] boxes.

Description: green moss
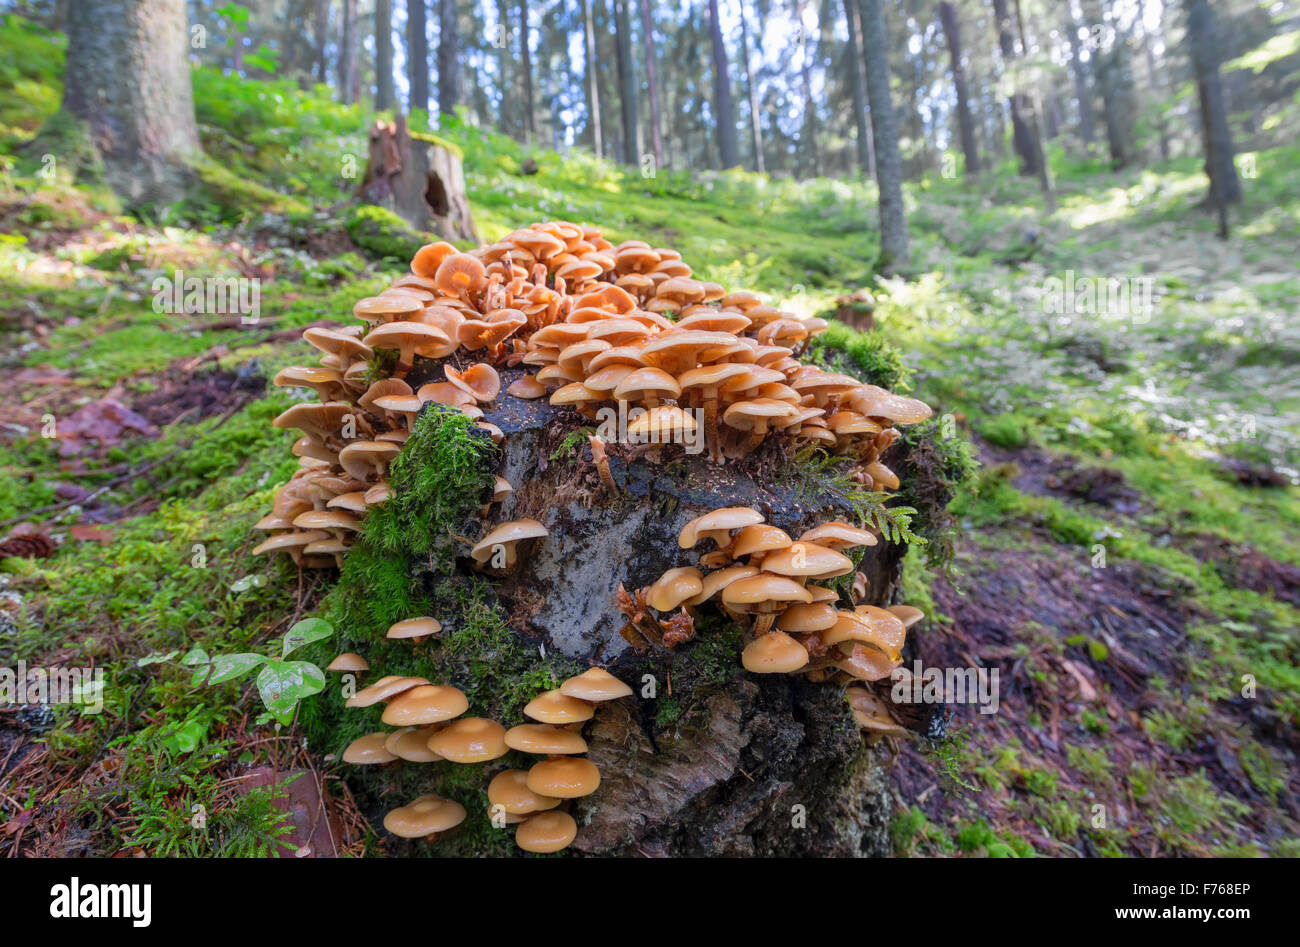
[[344, 203, 431, 261], [806, 322, 909, 391], [361, 405, 497, 561], [186, 154, 310, 223]]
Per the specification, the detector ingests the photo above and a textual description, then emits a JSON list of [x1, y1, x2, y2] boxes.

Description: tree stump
[[358, 115, 478, 243]]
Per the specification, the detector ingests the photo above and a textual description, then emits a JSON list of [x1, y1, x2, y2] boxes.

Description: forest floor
[[0, 15, 1297, 857]]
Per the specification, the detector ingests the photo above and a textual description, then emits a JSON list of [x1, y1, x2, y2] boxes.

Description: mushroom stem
[[752, 613, 776, 637], [589, 435, 618, 496], [705, 396, 721, 464]]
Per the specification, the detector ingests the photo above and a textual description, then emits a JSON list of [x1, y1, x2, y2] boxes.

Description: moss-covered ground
[[0, 14, 1296, 856]]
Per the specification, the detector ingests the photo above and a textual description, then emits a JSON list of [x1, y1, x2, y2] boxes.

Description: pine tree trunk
[[314, 0, 331, 83], [639, 0, 664, 168], [438, 0, 460, 117], [709, 0, 740, 168], [496, 0, 511, 132], [614, 0, 639, 165], [53, 0, 199, 207], [583, 0, 603, 157], [339, 0, 357, 104], [739, 0, 765, 173], [1015, 0, 1056, 210], [857, 0, 908, 272], [520, 1, 535, 143], [1185, 0, 1241, 234], [842, 0, 874, 179], [797, 2, 819, 178], [938, 0, 979, 177], [1064, 8, 1096, 149], [408, 0, 430, 113], [991, 0, 1037, 176], [375, 0, 396, 111], [1136, 0, 1170, 161]]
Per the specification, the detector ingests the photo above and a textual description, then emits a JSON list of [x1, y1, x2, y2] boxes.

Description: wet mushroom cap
[[760, 542, 854, 580], [382, 794, 467, 838], [559, 667, 634, 702], [381, 684, 470, 726], [515, 810, 578, 854], [730, 524, 793, 559], [678, 507, 764, 549], [721, 574, 814, 611], [470, 518, 549, 564], [523, 690, 595, 724], [526, 757, 602, 799], [488, 769, 563, 815], [742, 631, 811, 673], [345, 675, 431, 708], [777, 602, 839, 633], [887, 604, 925, 628], [342, 732, 399, 764], [326, 652, 369, 672], [387, 617, 443, 640], [385, 726, 446, 762], [504, 723, 589, 755], [798, 521, 879, 550], [646, 566, 704, 612], [426, 717, 509, 763]]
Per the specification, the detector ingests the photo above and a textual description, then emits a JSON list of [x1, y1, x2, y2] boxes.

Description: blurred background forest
[[0, 0, 1297, 858]]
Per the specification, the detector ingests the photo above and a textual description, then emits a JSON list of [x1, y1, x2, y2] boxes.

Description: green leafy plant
[[139, 618, 333, 726]]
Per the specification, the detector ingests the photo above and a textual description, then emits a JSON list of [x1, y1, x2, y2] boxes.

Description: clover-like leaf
[[256, 659, 326, 725], [282, 618, 333, 657], [205, 652, 267, 685]]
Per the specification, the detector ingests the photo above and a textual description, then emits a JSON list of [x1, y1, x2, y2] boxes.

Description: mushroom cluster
[[331, 625, 631, 852], [255, 221, 934, 570], [633, 506, 926, 736], [492, 667, 632, 854]]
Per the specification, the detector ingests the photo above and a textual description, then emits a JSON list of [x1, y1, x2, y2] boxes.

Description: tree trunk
[[52, 0, 199, 207], [359, 116, 478, 241], [520, 0, 535, 143], [339, 0, 357, 105], [1136, 0, 1170, 161], [938, 1, 979, 177], [408, 0, 430, 113], [1014, 0, 1055, 210], [709, 0, 740, 168], [739, 0, 765, 173], [314, 0, 331, 83], [991, 0, 1037, 176], [1185, 0, 1241, 234], [437, 0, 460, 117], [1085, 0, 1135, 168], [583, 0, 603, 157], [375, 0, 396, 111], [639, 0, 664, 169], [797, 1, 819, 178], [857, 0, 908, 272], [842, 0, 874, 179], [1064, 6, 1096, 149], [496, 0, 511, 133], [614, 0, 639, 165]]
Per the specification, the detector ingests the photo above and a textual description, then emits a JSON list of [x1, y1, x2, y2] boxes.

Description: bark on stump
[[359, 116, 478, 243]]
